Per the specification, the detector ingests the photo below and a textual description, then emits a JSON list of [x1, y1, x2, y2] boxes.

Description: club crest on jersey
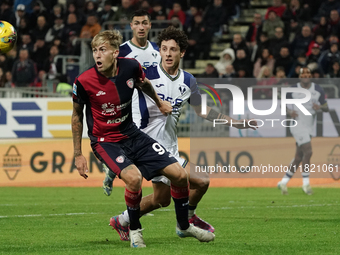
[[126, 78, 134, 89], [152, 53, 157, 58], [116, 156, 125, 163], [179, 85, 187, 95], [101, 102, 116, 115]]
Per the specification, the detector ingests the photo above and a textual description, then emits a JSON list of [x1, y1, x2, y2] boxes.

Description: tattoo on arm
[[72, 103, 84, 157]]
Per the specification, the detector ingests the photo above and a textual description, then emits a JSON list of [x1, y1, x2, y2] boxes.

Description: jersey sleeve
[[118, 43, 132, 57], [316, 84, 327, 105], [184, 72, 201, 106], [72, 77, 88, 104], [135, 61, 146, 82]]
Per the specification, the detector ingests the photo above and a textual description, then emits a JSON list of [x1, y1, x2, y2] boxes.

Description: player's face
[[92, 42, 119, 74], [299, 68, 312, 84], [130, 15, 151, 40], [160, 39, 185, 72]]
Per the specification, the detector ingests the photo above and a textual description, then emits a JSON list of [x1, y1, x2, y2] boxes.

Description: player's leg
[[92, 142, 145, 247], [186, 162, 214, 232], [300, 141, 313, 195], [159, 163, 215, 242], [278, 143, 303, 194], [102, 163, 116, 196]]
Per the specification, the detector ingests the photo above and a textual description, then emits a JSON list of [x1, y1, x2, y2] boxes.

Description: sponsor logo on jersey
[[96, 90, 106, 96], [102, 102, 116, 116], [116, 155, 125, 163], [155, 84, 164, 88], [73, 83, 77, 95], [126, 78, 134, 89], [152, 53, 158, 58], [107, 113, 129, 124]]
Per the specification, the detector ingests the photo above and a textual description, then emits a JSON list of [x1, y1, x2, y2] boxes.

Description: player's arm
[[136, 77, 172, 115], [192, 105, 258, 130], [72, 102, 88, 179]]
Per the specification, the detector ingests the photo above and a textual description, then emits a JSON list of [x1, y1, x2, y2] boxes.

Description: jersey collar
[[129, 40, 149, 50], [160, 63, 181, 81]]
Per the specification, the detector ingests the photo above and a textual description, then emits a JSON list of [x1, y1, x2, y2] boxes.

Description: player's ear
[[180, 50, 186, 58], [113, 49, 119, 58]]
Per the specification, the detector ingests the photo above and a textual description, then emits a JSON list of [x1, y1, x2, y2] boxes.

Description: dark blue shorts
[[92, 130, 178, 181]]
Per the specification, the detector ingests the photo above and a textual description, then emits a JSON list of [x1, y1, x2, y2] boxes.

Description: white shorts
[[151, 155, 188, 186], [291, 128, 311, 146]]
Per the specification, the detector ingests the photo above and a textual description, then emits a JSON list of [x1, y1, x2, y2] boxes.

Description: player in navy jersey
[[277, 67, 329, 195], [108, 27, 258, 241], [72, 30, 215, 248]]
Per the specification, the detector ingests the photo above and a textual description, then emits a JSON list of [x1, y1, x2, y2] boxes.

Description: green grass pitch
[[0, 187, 339, 255]]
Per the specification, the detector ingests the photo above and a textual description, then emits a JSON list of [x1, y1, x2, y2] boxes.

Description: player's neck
[[131, 37, 148, 48], [101, 60, 118, 78], [161, 63, 179, 76], [300, 82, 311, 89]]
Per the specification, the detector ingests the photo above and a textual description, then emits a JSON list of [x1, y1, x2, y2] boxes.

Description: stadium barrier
[[0, 137, 338, 187]]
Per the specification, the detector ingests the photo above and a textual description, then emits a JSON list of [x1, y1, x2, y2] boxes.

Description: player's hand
[[312, 103, 321, 111], [159, 100, 172, 116], [75, 155, 89, 179], [288, 110, 298, 118]]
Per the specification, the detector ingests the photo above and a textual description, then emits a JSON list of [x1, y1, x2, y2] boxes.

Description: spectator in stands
[[112, 0, 136, 22], [265, 0, 286, 19], [50, 4, 64, 24], [306, 43, 322, 65], [139, 0, 152, 13], [152, 9, 168, 29], [0, 67, 6, 88], [150, 1, 166, 20], [184, 6, 200, 29], [231, 34, 250, 57], [43, 45, 62, 80], [289, 53, 307, 77], [170, 15, 181, 28], [306, 34, 326, 56], [214, 48, 235, 76], [300, 0, 323, 17], [269, 26, 289, 58], [56, 74, 73, 96], [83, 1, 98, 17], [168, 2, 186, 26], [62, 13, 82, 42], [4, 71, 12, 88], [274, 66, 289, 85], [97, 0, 115, 25], [255, 32, 271, 59], [198, 63, 219, 78], [319, 42, 340, 74], [285, 16, 302, 43], [18, 33, 34, 55], [0, 0, 13, 22], [262, 10, 285, 39], [274, 46, 294, 75], [10, 4, 30, 29], [31, 15, 50, 41], [329, 61, 340, 78], [0, 55, 8, 73], [66, 3, 86, 26], [281, 0, 311, 25], [254, 66, 276, 99], [80, 14, 102, 38], [185, 14, 211, 66], [290, 25, 312, 58], [30, 1, 49, 28], [202, 0, 226, 37], [6, 48, 17, 72], [253, 48, 275, 78], [222, 64, 237, 78], [245, 13, 263, 48], [313, 16, 331, 39], [45, 15, 65, 43], [324, 34, 339, 51], [314, 0, 340, 22], [16, 16, 30, 35], [233, 49, 253, 75], [11, 48, 36, 88], [32, 36, 49, 71], [329, 9, 340, 35]]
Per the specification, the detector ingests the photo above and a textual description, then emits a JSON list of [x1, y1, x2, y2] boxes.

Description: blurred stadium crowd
[[0, 0, 340, 99]]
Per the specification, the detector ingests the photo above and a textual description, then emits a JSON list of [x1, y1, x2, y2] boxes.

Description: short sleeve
[[72, 78, 88, 104]]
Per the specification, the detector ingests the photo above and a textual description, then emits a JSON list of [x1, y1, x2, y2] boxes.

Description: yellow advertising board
[[0, 137, 339, 187]]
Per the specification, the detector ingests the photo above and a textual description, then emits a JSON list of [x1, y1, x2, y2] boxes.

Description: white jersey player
[[278, 67, 329, 195]]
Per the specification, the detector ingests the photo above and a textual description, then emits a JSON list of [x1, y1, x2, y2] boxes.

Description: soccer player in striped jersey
[[107, 26, 257, 241], [72, 30, 215, 248], [277, 67, 329, 195]]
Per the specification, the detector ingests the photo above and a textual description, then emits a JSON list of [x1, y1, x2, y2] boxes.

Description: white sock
[[281, 171, 294, 185], [188, 209, 195, 219], [119, 210, 129, 226], [302, 172, 310, 186]]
